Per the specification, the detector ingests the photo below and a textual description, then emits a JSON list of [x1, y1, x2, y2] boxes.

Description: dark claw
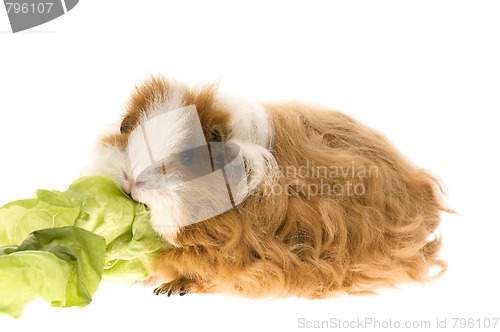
[[153, 279, 191, 297], [154, 285, 168, 296]]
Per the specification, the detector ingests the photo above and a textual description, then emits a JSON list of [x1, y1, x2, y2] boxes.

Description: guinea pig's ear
[[120, 115, 135, 134], [210, 129, 222, 142]]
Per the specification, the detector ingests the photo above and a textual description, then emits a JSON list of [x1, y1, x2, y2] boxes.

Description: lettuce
[[0, 176, 165, 318], [0, 227, 105, 317]]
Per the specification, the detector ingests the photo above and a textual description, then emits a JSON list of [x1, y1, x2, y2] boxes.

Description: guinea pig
[[85, 76, 449, 298]]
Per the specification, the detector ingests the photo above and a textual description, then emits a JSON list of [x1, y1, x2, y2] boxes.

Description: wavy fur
[[95, 76, 449, 298]]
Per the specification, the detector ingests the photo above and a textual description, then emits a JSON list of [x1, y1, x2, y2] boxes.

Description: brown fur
[[112, 77, 450, 298], [107, 76, 231, 150]]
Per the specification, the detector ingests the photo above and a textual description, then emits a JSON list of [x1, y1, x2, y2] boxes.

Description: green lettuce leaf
[[0, 227, 105, 318], [0, 176, 165, 317], [0, 197, 80, 246]]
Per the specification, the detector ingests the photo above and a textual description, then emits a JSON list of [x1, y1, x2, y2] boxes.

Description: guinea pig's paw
[[153, 277, 201, 297]]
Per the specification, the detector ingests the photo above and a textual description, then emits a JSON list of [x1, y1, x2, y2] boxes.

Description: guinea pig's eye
[[181, 149, 196, 167], [211, 129, 222, 142], [120, 115, 134, 134]]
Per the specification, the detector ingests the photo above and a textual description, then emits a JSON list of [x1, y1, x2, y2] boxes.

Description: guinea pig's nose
[[130, 182, 146, 201], [131, 181, 145, 191]]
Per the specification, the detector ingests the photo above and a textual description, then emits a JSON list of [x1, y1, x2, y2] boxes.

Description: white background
[[1, 1, 499, 331]]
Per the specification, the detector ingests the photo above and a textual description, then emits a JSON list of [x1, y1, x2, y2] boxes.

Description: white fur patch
[[81, 142, 126, 185], [217, 93, 272, 147], [128, 105, 204, 179], [216, 93, 276, 192], [148, 80, 188, 118]]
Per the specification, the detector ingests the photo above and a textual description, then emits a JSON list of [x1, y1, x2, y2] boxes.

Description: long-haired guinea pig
[[85, 76, 450, 298]]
